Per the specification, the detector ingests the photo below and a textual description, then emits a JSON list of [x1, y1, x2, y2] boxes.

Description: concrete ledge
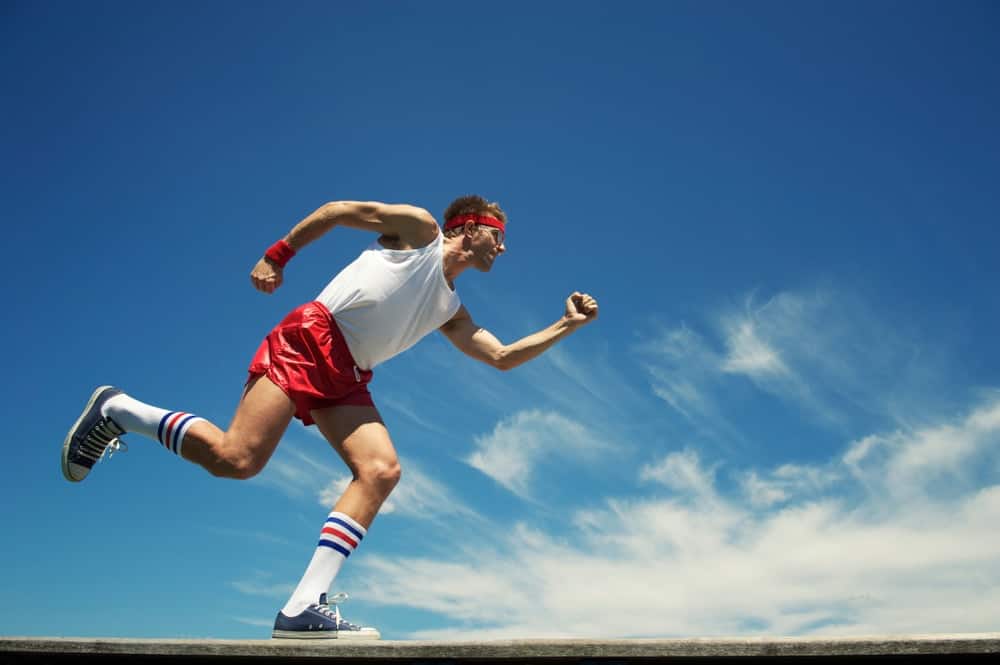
[[2, 634, 999, 663]]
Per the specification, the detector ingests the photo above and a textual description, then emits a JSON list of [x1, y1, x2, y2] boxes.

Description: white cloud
[[642, 287, 943, 434], [228, 571, 294, 599], [649, 369, 713, 422], [318, 474, 353, 508], [200, 525, 299, 548], [844, 396, 1000, 503], [378, 394, 449, 434], [639, 325, 749, 447], [464, 409, 612, 499], [641, 326, 720, 421], [722, 320, 788, 376], [717, 288, 946, 429], [740, 464, 840, 509], [253, 441, 340, 500], [640, 448, 718, 499], [232, 616, 275, 628], [357, 395, 1000, 639], [360, 553, 533, 625], [717, 292, 834, 423], [531, 344, 655, 422]]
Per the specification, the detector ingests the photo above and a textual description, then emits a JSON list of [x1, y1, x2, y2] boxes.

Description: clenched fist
[[565, 292, 599, 325], [251, 257, 284, 294]]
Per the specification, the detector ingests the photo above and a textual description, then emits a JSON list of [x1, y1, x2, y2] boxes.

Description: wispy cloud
[[517, 344, 653, 424], [639, 448, 718, 499], [717, 291, 843, 424], [199, 525, 299, 549], [232, 617, 275, 628], [464, 409, 613, 499], [721, 319, 789, 377], [641, 287, 947, 438], [638, 324, 747, 449], [407, 310, 652, 447], [843, 392, 1000, 503], [643, 325, 721, 422], [357, 394, 1000, 639], [717, 288, 947, 429], [228, 571, 294, 600], [739, 463, 840, 508], [252, 439, 340, 500], [378, 394, 449, 434]]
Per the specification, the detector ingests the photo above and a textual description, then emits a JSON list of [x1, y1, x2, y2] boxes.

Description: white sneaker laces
[[314, 593, 359, 629], [77, 418, 127, 463]]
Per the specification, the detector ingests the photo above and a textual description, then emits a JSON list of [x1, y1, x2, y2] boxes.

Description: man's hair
[[442, 195, 507, 237]]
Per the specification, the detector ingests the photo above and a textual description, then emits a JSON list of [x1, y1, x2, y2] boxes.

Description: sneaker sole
[[61, 385, 114, 483], [271, 630, 381, 640]]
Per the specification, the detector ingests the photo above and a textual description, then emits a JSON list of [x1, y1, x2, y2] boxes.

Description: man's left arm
[[439, 293, 599, 371]]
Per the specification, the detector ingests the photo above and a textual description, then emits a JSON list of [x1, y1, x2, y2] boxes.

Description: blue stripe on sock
[[317, 540, 351, 557], [326, 516, 364, 541], [156, 412, 172, 447], [172, 414, 197, 453]]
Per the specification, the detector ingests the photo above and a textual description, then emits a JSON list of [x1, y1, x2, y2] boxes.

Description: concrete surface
[[1, 633, 999, 663]]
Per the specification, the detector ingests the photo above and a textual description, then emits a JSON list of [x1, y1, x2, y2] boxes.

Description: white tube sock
[[102, 393, 205, 456], [281, 511, 367, 617]]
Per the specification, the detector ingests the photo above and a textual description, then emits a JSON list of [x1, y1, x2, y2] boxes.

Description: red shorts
[[248, 301, 374, 425]]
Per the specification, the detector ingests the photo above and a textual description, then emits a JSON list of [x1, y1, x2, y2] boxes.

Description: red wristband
[[264, 240, 296, 268]]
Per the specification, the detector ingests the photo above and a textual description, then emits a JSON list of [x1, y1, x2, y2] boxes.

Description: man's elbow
[[320, 200, 359, 220], [492, 348, 515, 372]]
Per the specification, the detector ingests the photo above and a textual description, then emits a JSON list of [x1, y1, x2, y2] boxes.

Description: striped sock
[[102, 393, 205, 456], [281, 511, 366, 617]]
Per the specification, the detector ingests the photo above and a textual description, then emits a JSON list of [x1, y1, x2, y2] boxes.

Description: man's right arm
[[250, 201, 438, 294], [439, 295, 598, 371], [284, 201, 438, 251]]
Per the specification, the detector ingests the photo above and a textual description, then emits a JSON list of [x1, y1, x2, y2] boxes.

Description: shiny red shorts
[[248, 301, 374, 425]]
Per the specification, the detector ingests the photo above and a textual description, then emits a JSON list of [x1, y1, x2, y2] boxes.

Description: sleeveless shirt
[[315, 231, 461, 370]]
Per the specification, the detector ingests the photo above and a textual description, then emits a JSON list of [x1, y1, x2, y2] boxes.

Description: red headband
[[444, 213, 506, 233]]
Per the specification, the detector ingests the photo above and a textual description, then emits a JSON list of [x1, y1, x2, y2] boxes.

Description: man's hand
[[251, 258, 283, 294], [565, 292, 599, 325]]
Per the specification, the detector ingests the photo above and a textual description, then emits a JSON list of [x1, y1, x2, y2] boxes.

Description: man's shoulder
[[377, 203, 439, 248]]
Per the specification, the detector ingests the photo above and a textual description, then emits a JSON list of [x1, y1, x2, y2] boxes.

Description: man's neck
[[441, 235, 473, 287]]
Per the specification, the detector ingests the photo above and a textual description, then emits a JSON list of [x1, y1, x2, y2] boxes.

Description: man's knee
[[208, 456, 265, 480], [357, 456, 402, 492], [210, 437, 271, 480], [232, 456, 268, 480]]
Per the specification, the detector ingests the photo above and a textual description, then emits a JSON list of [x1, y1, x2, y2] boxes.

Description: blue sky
[[3, 0, 999, 640]]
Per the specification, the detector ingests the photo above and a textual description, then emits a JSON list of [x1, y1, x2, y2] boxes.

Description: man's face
[[471, 223, 506, 271]]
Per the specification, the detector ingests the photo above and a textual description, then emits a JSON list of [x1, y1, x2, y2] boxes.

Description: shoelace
[[313, 593, 362, 630], [77, 418, 127, 464]]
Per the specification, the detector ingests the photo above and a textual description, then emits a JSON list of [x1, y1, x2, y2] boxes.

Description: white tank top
[[315, 231, 461, 370]]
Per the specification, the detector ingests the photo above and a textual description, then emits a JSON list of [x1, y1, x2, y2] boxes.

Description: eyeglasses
[[479, 225, 505, 246]]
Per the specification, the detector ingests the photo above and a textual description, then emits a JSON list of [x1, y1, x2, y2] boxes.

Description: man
[[61, 195, 599, 639]]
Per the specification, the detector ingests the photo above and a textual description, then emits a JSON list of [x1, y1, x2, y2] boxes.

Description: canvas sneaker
[[62, 386, 127, 482], [272, 593, 380, 640]]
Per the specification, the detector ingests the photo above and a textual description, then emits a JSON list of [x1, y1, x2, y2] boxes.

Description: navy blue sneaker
[[272, 593, 380, 640], [62, 386, 127, 482]]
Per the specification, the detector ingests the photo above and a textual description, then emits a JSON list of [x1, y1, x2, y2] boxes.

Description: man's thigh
[[310, 404, 399, 471], [227, 374, 296, 457]]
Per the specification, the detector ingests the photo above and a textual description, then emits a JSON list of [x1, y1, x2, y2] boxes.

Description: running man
[[61, 195, 598, 639]]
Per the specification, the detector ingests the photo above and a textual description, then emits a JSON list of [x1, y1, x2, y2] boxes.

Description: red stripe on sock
[[163, 412, 187, 448], [320, 526, 358, 549]]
